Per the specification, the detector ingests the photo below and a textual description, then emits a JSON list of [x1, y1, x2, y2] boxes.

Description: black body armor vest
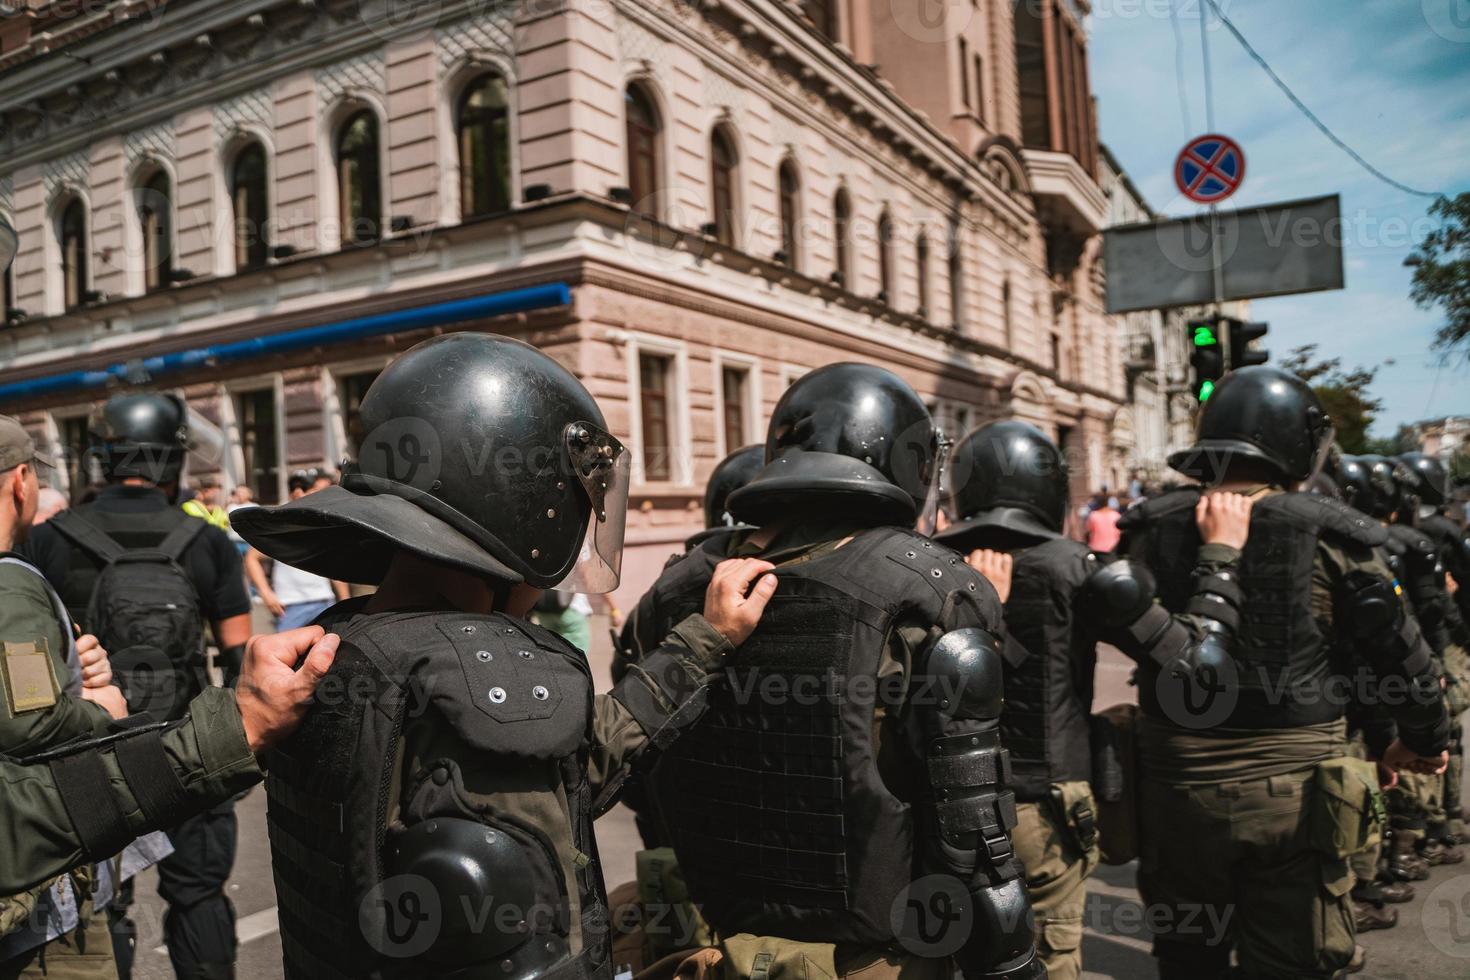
[[641, 527, 1001, 945], [1001, 538, 1098, 800], [266, 609, 610, 980], [1121, 489, 1383, 729]]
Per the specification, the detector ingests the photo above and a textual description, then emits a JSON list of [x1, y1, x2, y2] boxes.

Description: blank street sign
[[1103, 194, 1345, 314]]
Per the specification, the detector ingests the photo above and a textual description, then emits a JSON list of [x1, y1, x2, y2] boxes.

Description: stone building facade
[[0, 0, 1126, 608]]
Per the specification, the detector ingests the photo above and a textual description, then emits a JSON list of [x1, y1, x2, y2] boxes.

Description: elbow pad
[[916, 630, 1042, 979], [1078, 560, 1189, 670], [1341, 571, 1451, 754]]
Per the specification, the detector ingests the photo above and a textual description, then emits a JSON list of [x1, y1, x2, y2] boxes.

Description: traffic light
[[1226, 318, 1270, 368], [1188, 319, 1225, 402]]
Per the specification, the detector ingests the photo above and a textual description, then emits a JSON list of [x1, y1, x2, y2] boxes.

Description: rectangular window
[[60, 415, 90, 501], [721, 366, 749, 453], [639, 353, 672, 482], [235, 389, 281, 505], [338, 370, 380, 463], [959, 38, 971, 109], [1014, 0, 1050, 149], [974, 54, 986, 122]]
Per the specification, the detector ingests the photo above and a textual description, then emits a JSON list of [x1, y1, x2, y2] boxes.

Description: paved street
[[119, 627, 1470, 979]]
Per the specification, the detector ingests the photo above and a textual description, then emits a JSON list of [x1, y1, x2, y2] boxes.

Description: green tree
[[1408, 193, 1470, 359], [1280, 345, 1383, 454]]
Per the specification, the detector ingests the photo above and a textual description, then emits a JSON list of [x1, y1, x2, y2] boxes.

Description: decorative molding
[[44, 150, 91, 199], [213, 87, 274, 143], [701, 66, 746, 118], [125, 120, 177, 165], [0, 175, 12, 216], [435, 7, 516, 76], [618, 16, 669, 68], [315, 51, 387, 104]]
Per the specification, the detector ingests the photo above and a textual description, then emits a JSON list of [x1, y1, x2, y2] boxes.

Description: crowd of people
[[0, 339, 1464, 980]]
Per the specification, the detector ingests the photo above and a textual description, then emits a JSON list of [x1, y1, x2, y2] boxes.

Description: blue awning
[[0, 282, 573, 406]]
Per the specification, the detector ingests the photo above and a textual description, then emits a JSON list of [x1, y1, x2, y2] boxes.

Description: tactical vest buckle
[[1070, 802, 1098, 850]]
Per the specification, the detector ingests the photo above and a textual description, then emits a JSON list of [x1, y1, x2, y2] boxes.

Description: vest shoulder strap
[[1257, 492, 1386, 548], [156, 516, 207, 563], [49, 510, 127, 564]]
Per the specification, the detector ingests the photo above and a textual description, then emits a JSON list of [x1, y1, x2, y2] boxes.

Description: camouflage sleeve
[[0, 686, 262, 894], [588, 615, 731, 811], [0, 566, 113, 756]]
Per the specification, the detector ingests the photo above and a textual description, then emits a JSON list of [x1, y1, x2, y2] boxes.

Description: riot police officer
[[622, 364, 1042, 980], [1090, 367, 1450, 979], [231, 333, 776, 980], [932, 420, 1097, 980], [1398, 451, 1470, 842]]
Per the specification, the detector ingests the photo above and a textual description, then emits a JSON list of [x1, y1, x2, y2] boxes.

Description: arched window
[[458, 74, 511, 218], [878, 211, 895, 302], [948, 230, 964, 329], [833, 187, 851, 287], [916, 233, 930, 316], [138, 170, 173, 291], [1002, 277, 1014, 347], [709, 126, 738, 247], [625, 84, 662, 218], [59, 198, 88, 310], [778, 158, 800, 268], [231, 143, 270, 270], [337, 110, 382, 244]]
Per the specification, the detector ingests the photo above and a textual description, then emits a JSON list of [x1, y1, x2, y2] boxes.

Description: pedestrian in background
[[1085, 494, 1122, 552], [243, 469, 349, 630]]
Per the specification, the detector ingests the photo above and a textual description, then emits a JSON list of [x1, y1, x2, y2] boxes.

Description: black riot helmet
[[90, 392, 189, 487], [1168, 366, 1334, 486], [233, 333, 630, 592], [1336, 455, 1376, 513], [727, 363, 941, 528], [936, 420, 1068, 548], [1397, 451, 1449, 508], [704, 445, 764, 529], [1357, 455, 1405, 519]]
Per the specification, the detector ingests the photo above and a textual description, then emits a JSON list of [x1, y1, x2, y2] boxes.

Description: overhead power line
[[1200, 0, 1442, 200]]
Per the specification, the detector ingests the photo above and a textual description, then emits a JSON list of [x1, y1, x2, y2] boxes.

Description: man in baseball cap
[[0, 415, 58, 542]]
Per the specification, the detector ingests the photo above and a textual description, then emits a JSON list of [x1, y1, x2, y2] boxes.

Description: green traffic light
[[1192, 325, 1218, 347], [1198, 379, 1216, 402]]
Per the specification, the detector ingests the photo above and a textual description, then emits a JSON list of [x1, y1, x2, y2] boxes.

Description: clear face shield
[[1301, 419, 1337, 490], [914, 431, 952, 538], [558, 421, 631, 595]]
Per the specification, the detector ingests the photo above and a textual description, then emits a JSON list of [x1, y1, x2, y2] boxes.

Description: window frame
[[225, 376, 287, 505], [624, 82, 664, 220], [625, 334, 691, 487], [878, 210, 895, 303], [916, 232, 931, 317], [709, 124, 739, 247], [56, 195, 89, 312], [323, 358, 393, 470], [832, 186, 852, 288], [777, 157, 801, 270], [136, 167, 175, 293], [711, 350, 762, 459], [229, 140, 272, 272], [456, 71, 513, 220], [335, 107, 384, 246]]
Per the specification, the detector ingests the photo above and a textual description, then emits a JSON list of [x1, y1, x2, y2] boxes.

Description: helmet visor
[[558, 422, 630, 594], [915, 434, 952, 537]]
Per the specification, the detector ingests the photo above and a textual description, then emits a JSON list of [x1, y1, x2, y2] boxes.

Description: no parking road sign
[[1175, 134, 1246, 204]]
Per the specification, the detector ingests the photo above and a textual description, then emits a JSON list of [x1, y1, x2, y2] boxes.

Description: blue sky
[[1090, 0, 1470, 435]]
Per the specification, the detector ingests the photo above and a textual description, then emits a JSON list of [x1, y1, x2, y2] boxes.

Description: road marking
[[152, 906, 278, 954]]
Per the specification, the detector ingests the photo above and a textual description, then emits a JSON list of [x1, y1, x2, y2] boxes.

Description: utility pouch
[[1049, 781, 1099, 856], [1310, 757, 1386, 859], [1091, 703, 1140, 865]]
